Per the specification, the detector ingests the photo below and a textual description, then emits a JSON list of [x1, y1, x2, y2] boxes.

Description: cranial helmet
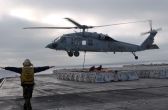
[[23, 59, 33, 67]]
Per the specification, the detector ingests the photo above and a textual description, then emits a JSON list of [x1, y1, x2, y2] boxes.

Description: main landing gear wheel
[[74, 51, 80, 57], [132, 52, 138, 60], [135, 56, 138, 60], [67, 51, 73, 57]]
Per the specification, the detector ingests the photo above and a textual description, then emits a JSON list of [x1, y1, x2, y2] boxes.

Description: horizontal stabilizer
[[145, 44, 159, 50]]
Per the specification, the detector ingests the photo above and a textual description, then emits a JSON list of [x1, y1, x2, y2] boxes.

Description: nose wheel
[[132, 52, 138, 60]]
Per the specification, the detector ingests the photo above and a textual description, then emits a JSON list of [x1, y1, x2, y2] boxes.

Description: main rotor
[[24, 18, 151, 36]]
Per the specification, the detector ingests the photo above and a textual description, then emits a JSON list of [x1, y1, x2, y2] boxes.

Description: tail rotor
[[141, 20, 162, 36]]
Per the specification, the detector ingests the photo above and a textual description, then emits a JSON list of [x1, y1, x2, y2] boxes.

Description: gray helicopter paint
[[141, 31, 157, 50], [46, 31, 158, 53]]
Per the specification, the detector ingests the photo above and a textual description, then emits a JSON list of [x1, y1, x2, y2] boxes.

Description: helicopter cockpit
[[54, 35, 68, 44], [53, 37, 61, 43]]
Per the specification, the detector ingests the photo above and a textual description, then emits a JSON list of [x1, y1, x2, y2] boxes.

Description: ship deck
[[1, 73, 168, 110]]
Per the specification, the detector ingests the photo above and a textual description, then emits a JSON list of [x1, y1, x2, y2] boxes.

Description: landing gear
[[132, 52, 138, 60], [67, 51, 80, 57], [67, 51, 73, 57], [74, 51, 80, 57], [135, 56, 138, 60]]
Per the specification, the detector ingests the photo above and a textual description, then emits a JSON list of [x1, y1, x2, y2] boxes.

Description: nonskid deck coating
[[1, 74, 168, 110]]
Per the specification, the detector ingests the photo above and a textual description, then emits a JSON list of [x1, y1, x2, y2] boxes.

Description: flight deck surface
[[1, 74, 168, 110]]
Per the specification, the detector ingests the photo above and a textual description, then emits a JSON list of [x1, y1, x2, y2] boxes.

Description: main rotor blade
[[64, 18, 82, 28], [23, 19, 150, 30], [23, 26, 78, 29], [90, 20, 149, 28]]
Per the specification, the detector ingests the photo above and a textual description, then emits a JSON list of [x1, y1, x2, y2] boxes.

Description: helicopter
[[24, 18, 161, 60]]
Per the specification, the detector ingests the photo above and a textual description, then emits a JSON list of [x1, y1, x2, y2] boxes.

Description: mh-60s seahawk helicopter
[[24, 18, 161, 60]]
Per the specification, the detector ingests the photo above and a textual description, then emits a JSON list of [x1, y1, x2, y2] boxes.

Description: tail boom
[[140, 30, 159, 50]]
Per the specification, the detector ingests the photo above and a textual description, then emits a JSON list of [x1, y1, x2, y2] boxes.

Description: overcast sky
[[0, 0, 168, 67]]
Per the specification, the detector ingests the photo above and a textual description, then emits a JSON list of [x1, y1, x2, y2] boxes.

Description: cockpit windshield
[[54, 37, 61, 42]]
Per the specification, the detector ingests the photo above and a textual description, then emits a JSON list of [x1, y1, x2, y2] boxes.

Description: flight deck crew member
[[2, 59, 54, 110]]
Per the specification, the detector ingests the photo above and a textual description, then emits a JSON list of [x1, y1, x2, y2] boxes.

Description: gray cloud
[[11, 0, 167, 19], [0, 0, 168, 67]]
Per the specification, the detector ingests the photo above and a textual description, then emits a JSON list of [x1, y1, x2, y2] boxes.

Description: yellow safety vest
[[21, 67, 34, 84]]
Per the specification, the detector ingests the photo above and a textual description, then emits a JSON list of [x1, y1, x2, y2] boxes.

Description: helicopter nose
[[45, 43, 57, 49], [45, 43, 52, 49]]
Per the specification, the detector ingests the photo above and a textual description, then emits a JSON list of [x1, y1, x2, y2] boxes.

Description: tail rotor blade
[[156, 28, 162, 31], [141, 20, 162, 36], [141, 31, 150, 36], [149, 20, 152, 31]]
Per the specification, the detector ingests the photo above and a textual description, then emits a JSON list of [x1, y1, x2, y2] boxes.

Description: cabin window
[[82, 40, 86, 45]]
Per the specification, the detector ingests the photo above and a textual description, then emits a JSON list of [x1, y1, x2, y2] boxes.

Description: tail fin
[[140, 30, 159, 50], [140, 20, 161, 50]]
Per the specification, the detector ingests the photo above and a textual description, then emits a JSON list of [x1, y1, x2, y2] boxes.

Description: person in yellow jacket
[[2, 59, 54, 110]]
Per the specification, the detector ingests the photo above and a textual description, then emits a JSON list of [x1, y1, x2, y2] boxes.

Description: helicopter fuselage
[[24, 18, 159, 60], [46, 32, 143, 58]]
